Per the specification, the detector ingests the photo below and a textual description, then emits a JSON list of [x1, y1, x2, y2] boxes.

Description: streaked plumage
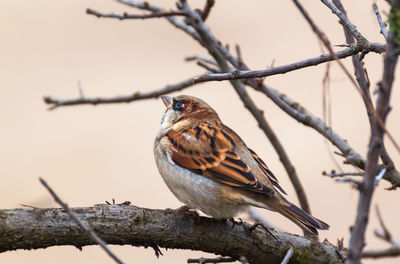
[[154, 95, 329, 236]]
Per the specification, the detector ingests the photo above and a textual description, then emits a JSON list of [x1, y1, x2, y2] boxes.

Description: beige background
[[1, 0, 399, 263]]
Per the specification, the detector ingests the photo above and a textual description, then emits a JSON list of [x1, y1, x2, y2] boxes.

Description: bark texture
[[0, 204, 343, 263]]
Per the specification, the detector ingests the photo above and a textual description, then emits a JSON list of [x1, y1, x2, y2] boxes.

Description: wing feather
[[248, 148, 287, 195], [167, 122, 275, 195]]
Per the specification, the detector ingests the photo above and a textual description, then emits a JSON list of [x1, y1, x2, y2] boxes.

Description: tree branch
[[0, 205, 344, 264], [39, 178, 124, 264], [346, 1, 400, 262], [372, 3, 389, 40], [320, 0, 366, 42], [43, 76, 197, 110], [254, 84, 400, 189], [200, 0, 215, 22], [115, 0, 203, 43], [86, 8, 189, 20], [193, 42, 384, 82]]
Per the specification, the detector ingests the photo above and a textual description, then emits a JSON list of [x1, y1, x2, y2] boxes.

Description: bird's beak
[[161, 96, 173, 109]]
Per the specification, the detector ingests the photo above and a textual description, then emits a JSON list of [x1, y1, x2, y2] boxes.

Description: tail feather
[[272, 202, 329, 237]]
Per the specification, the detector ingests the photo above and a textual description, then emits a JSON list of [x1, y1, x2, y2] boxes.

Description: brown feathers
[[155, 95, 329, 237], [166, 122, 275, 195]]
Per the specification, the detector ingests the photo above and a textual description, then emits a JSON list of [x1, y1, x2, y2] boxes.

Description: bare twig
[[292, 0, 333, 48], [372, 3, 389, 40], [280, 248, 294, 264], [39, 178, 124, 264], [335, 178, 362, 189], [333, 0, 394, 169], [346, 2, 400, 262], [362, 247, 400, 258], [193, 42, 385, 82], [116, 0, 202, 43], [200, 0, 215, 21], [320, 0, 366, 42], [43, 76, 197, 109], [321, 61, 344, 172], [196, 61, 219, 72], [187, 256, 236, 264], [77, 81, 84, 98], [375, 206, 400, 247], [333, 0, 372, 122], [86, 8, 188, 19], [322, 171, 363, 178], [362, 206, 400, 258]]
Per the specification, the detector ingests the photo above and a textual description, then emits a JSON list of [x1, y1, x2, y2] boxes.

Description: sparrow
[[153, 95, 329, 236]]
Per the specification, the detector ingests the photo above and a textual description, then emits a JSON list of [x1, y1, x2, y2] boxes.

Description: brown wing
[[166, 122, 274, 195], [248, 148, 287, 195]]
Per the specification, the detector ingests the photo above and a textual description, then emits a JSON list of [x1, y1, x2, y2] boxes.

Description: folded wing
[[166, 122, 275, 196]]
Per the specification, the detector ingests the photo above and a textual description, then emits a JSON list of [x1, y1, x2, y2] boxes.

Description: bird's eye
[[173, 101, 184, 111]]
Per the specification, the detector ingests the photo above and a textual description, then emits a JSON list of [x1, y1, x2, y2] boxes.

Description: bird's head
[[159, 95, 219, 130]]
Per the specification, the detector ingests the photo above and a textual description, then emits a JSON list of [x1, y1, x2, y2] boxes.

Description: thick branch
[[86, 8, 189, 20], [0, 205, 343, 264], [320, 0, 366, 42], [116, 0, 203, 43], [372, 3, 389, 40]]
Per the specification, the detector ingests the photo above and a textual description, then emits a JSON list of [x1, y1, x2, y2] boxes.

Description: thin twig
[[362, 247, 400, 258], [335, 0, 395, 168], [280, 248, 294, 264], [193, 42, 385, 82], [335, 178, 362, 189], [321, 61, 343, 173], [187, 256, 236, 264], [43, 76, 197, 110], [116, 0, 203, 43], [185, 55, 220, 72], [295, 0, 400, 156], [200, 0, 215, 21], [196, 61, 219, 72], [372, 3, 389, 40], [86, 8, 188, 20], [362, 206, 400, 259], [39, 178, 124, 264], [375, 205, 400, 247], [185, 55, 218, 66], [320, 0, 366, 42]]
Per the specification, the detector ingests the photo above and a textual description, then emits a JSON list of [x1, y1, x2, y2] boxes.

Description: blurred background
[[0, 0, 399, 263]]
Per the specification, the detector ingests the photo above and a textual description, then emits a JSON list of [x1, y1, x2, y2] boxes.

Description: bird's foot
[[249, 222, 281, 243]]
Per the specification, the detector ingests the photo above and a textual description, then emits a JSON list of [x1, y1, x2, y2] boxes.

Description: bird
[[153, 95, 329, 237]]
